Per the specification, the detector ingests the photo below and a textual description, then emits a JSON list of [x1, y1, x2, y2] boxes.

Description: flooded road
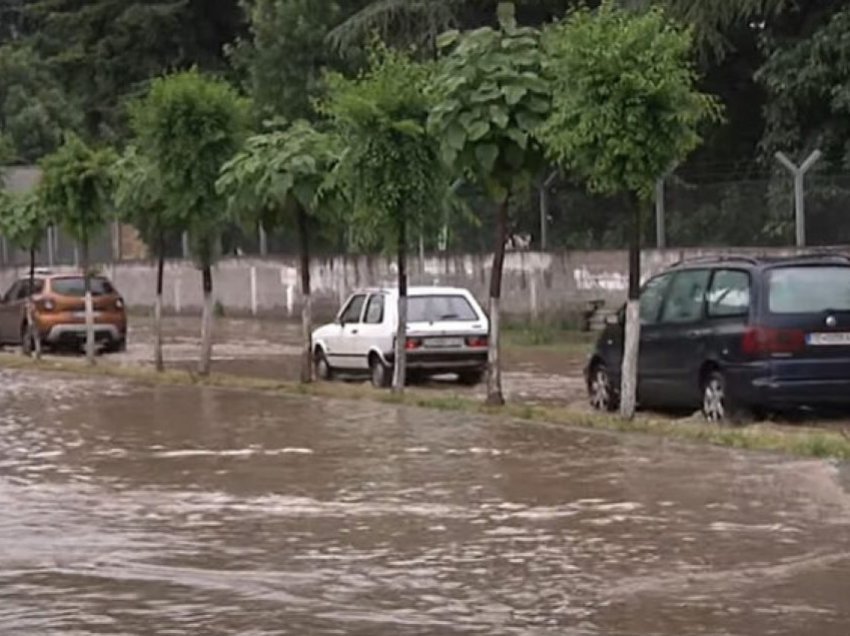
[[1, 368, 849, 635]]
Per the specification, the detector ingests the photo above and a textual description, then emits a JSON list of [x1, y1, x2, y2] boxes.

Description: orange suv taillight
[[115, 297, 125, 310], [38, 298, 56, 312]]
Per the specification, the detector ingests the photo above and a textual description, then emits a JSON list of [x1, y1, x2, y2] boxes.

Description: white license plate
[[807, 332, 850, 346], [424, 337, 464, 349]]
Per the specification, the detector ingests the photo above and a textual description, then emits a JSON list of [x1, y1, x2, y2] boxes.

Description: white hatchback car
[[312, 287, 490, 388]]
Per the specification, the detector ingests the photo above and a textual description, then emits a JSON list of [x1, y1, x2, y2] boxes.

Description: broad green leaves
[[321, 43, 445, 250], [216, 120, 342, 231], [129, 70, 249, 266], [39, 133, 116, 243], [428, 2, 550, 203], [538, 2, 721, 201], [0, 189, 50, 251]]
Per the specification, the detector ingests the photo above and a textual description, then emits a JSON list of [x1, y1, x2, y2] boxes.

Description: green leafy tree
[[230, 0, 346, 122], [539, 2, 721, 418], [39, 133, 117, 365], [428, 2, 550, 405], [217, 120, 343, 383], [0, 189, 51, 356], [0, 43, 82, 162], [129, 69, 249, 376], [25, 0, 245, 140], [111, 146, 172, 371], [322, 43, 445, 392]]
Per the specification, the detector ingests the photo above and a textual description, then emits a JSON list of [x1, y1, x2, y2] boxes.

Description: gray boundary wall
[[0, 247, 838, 323]]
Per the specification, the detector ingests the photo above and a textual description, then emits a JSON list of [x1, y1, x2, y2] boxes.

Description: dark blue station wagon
[[586, 254, 850, 421]]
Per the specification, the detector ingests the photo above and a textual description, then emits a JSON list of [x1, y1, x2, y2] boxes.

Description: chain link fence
[[4, 167, 850, 267]]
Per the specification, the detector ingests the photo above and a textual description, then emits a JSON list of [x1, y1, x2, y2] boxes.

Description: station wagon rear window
[[408, 295, 478, 322], [51, 277, 115, 297], [769, 266, 850, 314]]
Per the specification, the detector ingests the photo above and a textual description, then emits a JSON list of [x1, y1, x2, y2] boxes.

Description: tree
[[130, 69, 249, 376], [39, 133, 117, 365], [229, 0, 347, 122], [217, 120, 342, 383], [24, 0, 245, 140], [539, 2, 721, 418], [0, 189, 51, 356], [0, 43, 82, 162], [322, 43, 445, 392], [111, 146, 172, 371], [428, 2, 550, 406]]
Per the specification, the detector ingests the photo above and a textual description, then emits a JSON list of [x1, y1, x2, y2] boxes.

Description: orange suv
[[0, 271, 127, 353]]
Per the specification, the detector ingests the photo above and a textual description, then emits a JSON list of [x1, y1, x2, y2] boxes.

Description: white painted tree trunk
[[392, 294, 408, 393], [154, 293, 164, 372], [619, 299, 641, 419], [84, 290, 95, 366], [301, 293, 313, 383], [486, 297, 503, 406], [25, 303, 41, 360]]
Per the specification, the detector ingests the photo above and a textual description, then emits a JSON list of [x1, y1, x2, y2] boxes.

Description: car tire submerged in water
[[314, 349, 334, 381], [370, 356, 391, 389], [588, 362, 618, 412]]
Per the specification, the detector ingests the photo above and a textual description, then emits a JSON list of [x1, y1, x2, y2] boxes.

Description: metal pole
[[540, 171, 557, 251], [181, 231, 190, 260], [655, 177, 666, 248], [259, 223, 268, 257], [1, 235, 7, 266], [775, 150, 822, 248], [47, 226, 55, 267]]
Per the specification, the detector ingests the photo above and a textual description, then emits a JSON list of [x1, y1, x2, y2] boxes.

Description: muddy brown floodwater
[[1, 368, 849, 635]]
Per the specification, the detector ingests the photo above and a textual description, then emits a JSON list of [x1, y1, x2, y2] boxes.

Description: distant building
[[1, 165, 41, 194]]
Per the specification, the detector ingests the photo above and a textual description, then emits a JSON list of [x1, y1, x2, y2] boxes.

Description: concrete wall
[[0, 247, 840, 323]]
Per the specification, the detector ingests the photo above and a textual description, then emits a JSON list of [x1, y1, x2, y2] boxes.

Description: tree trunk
[[486, 195, 510, 406], [392, 216, 408, 393], [620, 197, 643, 419], [82, 237, 95, 366], [297, 206, 313, 384], [154, 234, 165, 372], [27, 247, 41, 359], [198, 265, 214, 376]]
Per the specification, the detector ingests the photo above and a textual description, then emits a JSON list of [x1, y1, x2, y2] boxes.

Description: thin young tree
[[0, 190, 51, 357], [217, 121, 342, 383], [538, 2, 721, 418], [130, 70, 249, 376], [111, 146, 171, 371], [321, 43, 445, 392], [39, 134, 117, 365], [428, 2, 551, 405]]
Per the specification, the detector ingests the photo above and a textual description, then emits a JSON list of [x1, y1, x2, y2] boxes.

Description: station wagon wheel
[[702, 371, 727, 423], [589, 363, 616, 412]]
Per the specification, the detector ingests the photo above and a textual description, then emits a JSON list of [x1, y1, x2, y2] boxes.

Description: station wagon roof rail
[[670, 255, 759, 268]]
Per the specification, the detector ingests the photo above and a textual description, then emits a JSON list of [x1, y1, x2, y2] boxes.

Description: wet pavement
[[111, 315, 591, 407], [1, 368, 849, 634]]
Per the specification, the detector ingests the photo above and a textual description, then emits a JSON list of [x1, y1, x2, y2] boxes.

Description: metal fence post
[[259, 223, 268, 257], [775, 150, 822, 247], [539, 171, 558, 251], [181, 231, 190, 260], [655, 177, 666, 249]]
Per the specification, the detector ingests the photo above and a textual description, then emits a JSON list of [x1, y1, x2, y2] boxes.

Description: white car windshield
[[408, 295, 478, 322]]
